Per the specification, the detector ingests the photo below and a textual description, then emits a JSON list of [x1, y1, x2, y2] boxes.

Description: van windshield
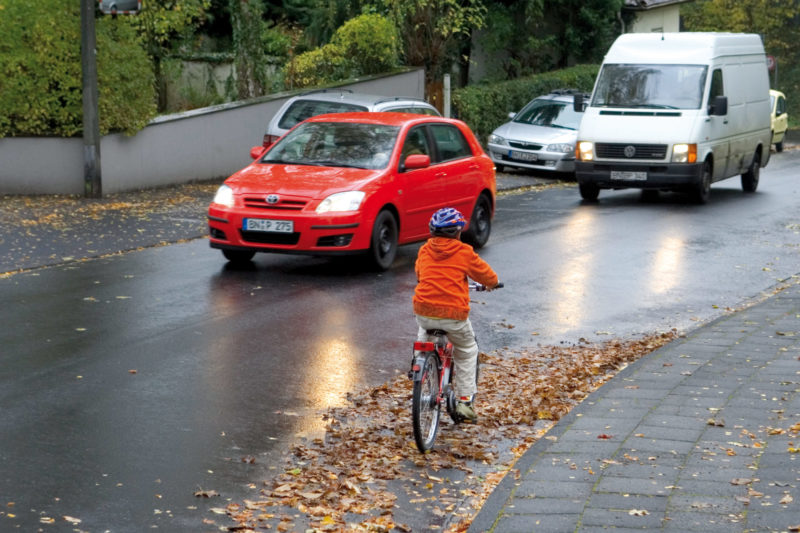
[[592, 64, 708, 110]]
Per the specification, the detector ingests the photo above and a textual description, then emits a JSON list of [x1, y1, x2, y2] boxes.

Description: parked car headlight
[[672, 143, 697, 163], [316, 191, 365, 213], [488, 134, 508, 146], [547, 143, 574, 153], [577, 141, 594, 161], [213, 185, 235, 208]]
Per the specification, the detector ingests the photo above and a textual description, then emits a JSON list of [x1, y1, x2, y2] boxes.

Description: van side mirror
[[573, 94, 585, 112], [708, 95, 728, 116]]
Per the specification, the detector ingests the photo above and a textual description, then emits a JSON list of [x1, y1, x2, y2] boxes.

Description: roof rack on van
[[373, 96, 429, 105], [298, 88, 355, 96]]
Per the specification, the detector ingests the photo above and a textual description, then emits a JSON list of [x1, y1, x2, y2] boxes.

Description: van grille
[[595, 143, 667, 160]]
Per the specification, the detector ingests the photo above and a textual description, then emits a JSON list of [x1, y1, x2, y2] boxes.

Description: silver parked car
[[487, 89, 587, 174], [262, 89, 440, 147]]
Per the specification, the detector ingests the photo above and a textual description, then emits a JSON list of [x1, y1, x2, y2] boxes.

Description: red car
[[208, 112, 496, 270]]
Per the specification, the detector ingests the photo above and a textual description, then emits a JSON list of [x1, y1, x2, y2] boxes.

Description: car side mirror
[[573, 94, 586, 112], [404, 154, 430, 170], [508, 112, 516, 120], [250, 146, 266, 160], [708, 95, 728, 116]]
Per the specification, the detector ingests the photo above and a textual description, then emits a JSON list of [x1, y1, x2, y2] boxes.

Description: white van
[[574, 32, 771, 203]]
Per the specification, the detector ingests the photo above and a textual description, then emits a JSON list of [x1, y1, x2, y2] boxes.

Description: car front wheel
[[369, 210, 398, 271]]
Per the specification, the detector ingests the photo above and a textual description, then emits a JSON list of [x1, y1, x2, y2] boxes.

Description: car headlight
[[212, 185, 235, 208], [316, 191, 365, 213], [577, 141, 594, 161], [672, 143, 697, 163], [488, 134, 507, 146], [547, 143, 574, 153]]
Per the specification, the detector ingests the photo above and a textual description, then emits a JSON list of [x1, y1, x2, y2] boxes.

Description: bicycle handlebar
[[470, 281, 504, 292]]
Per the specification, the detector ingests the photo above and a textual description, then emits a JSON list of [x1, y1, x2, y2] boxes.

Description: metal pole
[[443, 74, 451, 118], [81, 0, 102, 197]]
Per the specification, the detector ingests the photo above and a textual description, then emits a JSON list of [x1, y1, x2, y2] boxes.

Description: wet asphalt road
[[2, 149, 800, 531]]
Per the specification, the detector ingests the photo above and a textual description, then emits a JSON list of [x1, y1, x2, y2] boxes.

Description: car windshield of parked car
[[513, 99, 583, 130], [592, 64, 708, 110], [262, 121, 400, 170], [277, 100, 368, 130]]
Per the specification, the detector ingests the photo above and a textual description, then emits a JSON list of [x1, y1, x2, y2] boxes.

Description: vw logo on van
[[266, 194, 280, 204], [623, 145, 636, 158]]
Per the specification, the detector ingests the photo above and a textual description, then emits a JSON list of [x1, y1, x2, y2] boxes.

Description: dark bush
[[452, 64, 599, 144]]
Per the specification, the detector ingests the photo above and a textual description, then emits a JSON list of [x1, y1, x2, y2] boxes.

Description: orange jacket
[[413, 237, 499, 321]]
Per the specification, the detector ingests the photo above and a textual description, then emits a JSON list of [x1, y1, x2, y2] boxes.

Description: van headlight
[[672, 144, 697, 163], [577, 141, 594, 161], [316, 191, 365, 213], [213, 185, 235, 208]]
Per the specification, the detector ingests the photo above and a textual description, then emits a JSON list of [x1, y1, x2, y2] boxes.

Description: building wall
[[0, 68, 426, 195], [629, 5, 681, 33]]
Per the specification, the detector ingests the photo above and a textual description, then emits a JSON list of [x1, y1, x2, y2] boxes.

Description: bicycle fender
[[410, 354, 430, 382]]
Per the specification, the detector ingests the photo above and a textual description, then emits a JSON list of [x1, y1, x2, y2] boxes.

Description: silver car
[[487, 90, 586, 173], [262, 90, 440, 147]]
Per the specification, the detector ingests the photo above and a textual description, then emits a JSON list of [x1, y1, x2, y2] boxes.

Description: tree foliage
[[286, 13, 399, 88], [0, 0, 156, 137]]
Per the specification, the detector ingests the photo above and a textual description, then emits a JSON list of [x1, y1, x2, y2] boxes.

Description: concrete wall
[[0, 68, 426, 195]]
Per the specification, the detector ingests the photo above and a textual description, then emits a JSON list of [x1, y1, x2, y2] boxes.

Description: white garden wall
[[0, 68, 426, 195]]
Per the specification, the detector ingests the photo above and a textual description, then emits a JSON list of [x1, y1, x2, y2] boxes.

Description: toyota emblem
[[266, 194, 280, 204], [623, 145, 636, 158]]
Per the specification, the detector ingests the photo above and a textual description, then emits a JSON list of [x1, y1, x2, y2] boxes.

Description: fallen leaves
[[214, 332, 678, 531]]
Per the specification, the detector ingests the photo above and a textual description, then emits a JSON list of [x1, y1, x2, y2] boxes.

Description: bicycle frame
[[411, 335, 453, 408]]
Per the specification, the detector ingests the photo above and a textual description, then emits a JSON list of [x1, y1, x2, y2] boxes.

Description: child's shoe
[[455, 399, 477, 423]]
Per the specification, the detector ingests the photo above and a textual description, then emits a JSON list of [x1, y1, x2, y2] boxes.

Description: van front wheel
[[579, 182, 600, 201], [693, 162, 712, 204], [741, 152, 760, 193]]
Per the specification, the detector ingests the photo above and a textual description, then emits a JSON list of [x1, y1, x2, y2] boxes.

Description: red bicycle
[[409, 282, 503, 452]]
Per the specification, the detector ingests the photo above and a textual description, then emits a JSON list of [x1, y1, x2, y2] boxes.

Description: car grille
[[508, 141, 543, 151], [240, 230, 300, 245], [595, 143, 667, 160], [243, 197, 308, 210]]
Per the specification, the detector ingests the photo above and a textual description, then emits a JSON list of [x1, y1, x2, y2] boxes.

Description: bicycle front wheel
[[412, 352, 441, 452]]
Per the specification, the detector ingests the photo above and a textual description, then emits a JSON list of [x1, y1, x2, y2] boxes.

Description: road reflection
[[650, 235, 685, 294], [553, 208, 597, 329]]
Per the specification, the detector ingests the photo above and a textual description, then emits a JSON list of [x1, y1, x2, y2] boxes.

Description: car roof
[[287, 89, 435, 108], [305, 111, 457, 127], [533, 89, 589, 103]]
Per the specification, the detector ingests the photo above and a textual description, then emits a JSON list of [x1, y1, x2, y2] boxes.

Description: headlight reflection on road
[[553, 209, 597, 329], [650, 236, 685, 295], [308, 336, 359, 410]]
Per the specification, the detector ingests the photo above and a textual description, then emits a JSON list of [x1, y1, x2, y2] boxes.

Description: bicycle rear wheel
[[412, 352, 441, 452]]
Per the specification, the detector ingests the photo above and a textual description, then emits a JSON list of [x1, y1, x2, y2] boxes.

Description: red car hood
[[226, 163, 384, 198]]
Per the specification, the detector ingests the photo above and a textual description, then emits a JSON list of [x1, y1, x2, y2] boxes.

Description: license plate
[[243, 218, 294, 233], [509, 150, 538, 162], [610, 171, 647, 181]]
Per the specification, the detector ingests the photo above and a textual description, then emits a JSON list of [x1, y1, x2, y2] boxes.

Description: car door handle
[[435, 172, 447, 179]]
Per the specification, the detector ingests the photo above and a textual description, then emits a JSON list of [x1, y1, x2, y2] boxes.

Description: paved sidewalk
[[469, 282, 800, 532]]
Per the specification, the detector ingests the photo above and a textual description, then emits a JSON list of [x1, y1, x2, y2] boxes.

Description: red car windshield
[[263, 121, 400, 170]]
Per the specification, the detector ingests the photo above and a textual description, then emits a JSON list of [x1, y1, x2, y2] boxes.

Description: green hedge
[[0, 0, 156, 137], [452, 64, 600, 144]]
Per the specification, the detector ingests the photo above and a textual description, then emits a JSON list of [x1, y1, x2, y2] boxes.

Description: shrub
[[452, 64, 600, 144], [286, 13, 399, 88], [0, 0, 156, 137]]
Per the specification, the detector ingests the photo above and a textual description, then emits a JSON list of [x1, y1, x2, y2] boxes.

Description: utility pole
[[81, 0, 102, 198]]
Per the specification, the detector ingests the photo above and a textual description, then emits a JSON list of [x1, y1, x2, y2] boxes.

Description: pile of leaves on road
[[203, 331, 678, 532]]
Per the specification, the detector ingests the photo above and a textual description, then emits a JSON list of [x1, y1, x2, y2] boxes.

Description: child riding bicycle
[[413, 207, 500, 423]]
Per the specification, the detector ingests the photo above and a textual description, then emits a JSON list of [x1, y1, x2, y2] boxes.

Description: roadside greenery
[[682, 0, 800, 126], [452, 64, 599, 145], [0, 0, 156, 137]]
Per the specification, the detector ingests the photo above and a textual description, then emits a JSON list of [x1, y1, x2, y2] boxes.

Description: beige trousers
[[415, 315, 479, 398]]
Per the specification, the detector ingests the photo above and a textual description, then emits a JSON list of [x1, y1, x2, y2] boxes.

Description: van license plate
[[244, 218, 294, 233], [509, 150, 538, 162], [611, 171, 647, 181]]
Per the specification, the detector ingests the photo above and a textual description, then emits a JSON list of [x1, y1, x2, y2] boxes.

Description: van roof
[[604, 32, 765, 64]]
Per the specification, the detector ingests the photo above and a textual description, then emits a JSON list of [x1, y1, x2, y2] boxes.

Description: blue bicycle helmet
[[429, 207, 467, 237]]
